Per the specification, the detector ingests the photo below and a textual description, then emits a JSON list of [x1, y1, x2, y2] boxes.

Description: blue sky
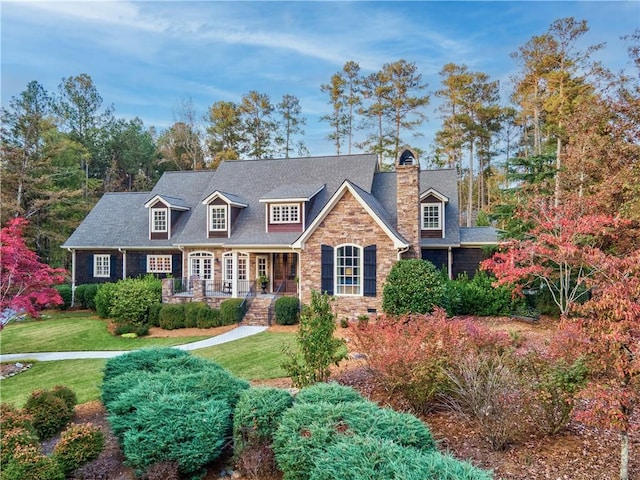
[[2, 1, 638, 158]]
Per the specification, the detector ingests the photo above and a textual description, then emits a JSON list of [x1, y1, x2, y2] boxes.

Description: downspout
[[396, 246, 410, 260], [448, 247, 453, 280], [68, 248, 76, 306], [118, 248, 127, 280]]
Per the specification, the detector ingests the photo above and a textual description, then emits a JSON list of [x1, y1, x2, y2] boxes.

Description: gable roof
[[293, 180, 409, 249], [202, 191, 249, 207], [144, 194, 190, 210], [259, 184, 325, 202]]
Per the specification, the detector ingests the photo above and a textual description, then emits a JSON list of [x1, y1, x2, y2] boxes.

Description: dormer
[[259, 184, 324, 233], [420, 188, 448, 239], [201, 191, 248, 238], [144, 195, 190, 240]]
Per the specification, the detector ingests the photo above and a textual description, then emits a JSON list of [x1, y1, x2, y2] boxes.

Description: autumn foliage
[[0, 217, 66, 319]]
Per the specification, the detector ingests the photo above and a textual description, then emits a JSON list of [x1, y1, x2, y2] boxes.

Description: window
[[270, 204, 299, 224], [336, 245, 361, 295], [147, 255, 172, 273], [421, 203, 441, 230], [151, 208, 168, 232], [256, 256, 268, 279], [209, 205, 227, 231], [189, 252, 213, 280], [94, 254, 110, 278]]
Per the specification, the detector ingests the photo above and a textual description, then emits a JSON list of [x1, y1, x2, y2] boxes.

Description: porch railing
[[173, 278, 256, 297]]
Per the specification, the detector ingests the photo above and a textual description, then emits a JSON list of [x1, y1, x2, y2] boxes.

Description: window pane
[[422, 204, 440, 229], [210, 206, 226, 230], [336, 245, 361, 295], [152, 209, 167, 232]]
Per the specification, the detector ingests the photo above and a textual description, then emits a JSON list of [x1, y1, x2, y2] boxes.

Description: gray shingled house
[[62, 148, 497, 320]]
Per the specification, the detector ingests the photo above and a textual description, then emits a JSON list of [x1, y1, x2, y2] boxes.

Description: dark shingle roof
[[460, 227, 500, 244]]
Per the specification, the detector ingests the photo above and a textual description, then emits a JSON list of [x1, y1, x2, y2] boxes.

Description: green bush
[[184, 302, 209, 328], [74, 284, 87, 308], [114, 323, 149, 336], [54, 284, 72, 310], [95, 282, 116, 318], [0, 445, 65, 480], [52, 423, 105, 476], [445, 271, 516, 316], [294, 382, 363, 405], [147, 303, 163, 327], [197, 307, 221, 328], [220, 298, 244, 325], [51, 385, 78, 411], [103, 347, 189, 384], [273, 401, 436, 480], [382, 259, 446, 315], [23, 389, 74, 439], [275, 297, 300, 325], [282, 291, 346, 388], [0, 403, 36, 433], [158, 304, 185, 329], [83, 284, 99, 310], [110, 276, 162, 325], [233, 387, 294, 456], [308, 436, 492, 480], [122, 394, 231, 475]]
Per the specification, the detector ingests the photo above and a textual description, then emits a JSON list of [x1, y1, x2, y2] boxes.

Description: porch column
[[231, 251, 238, 298]]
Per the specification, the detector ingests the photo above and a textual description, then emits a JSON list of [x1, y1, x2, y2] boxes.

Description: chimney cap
[[397, 147, 418, 166]]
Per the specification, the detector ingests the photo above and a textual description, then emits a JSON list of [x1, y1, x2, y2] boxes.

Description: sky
[[2, 1, 639, 159]]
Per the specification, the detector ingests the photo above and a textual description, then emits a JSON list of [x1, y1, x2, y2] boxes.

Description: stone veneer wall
[[299, 190, 398, 320], [395, 163, 420, 259]]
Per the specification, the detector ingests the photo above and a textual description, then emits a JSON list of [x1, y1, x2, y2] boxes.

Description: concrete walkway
[[0, 325, 268, 363]]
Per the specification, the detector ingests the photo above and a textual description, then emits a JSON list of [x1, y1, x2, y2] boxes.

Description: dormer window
[[209, 205, 227, 231], [271, 204, 300, 224], [421, 203, 441, 230], [151, 208, 168, 232]]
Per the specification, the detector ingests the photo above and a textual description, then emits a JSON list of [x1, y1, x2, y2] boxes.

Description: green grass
[[1, 330, 297, 408], [0, 311, 210, 353], [194, 331, 296, 380], [0, 359, 106, 407]]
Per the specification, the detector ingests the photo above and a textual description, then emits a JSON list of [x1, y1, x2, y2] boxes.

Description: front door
[[223, 252, 249, 295]]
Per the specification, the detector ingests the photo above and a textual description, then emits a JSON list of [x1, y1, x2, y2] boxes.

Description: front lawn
[[0, 311, 210, 353]]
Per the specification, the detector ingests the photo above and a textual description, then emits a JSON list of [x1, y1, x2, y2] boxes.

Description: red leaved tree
[[481, 197, 632, 316], [0, 217, 66, 321]]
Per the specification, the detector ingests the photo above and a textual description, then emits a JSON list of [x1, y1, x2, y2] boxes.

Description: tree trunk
[[620, 430, 629, 480], [554, 136, 562, 207], [467, 142, 473, 227]]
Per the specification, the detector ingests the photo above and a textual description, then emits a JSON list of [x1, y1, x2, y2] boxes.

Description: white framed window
[[147, 255, 172, 273], [94, 254, 111, 278], [270, 204, 300, 224], [335, 244, 361, 296], [209, 205, 227, 231], [151, 208, 168, 232], [189, 251, 213, 280], [421, 203, 442, 230], [256, 256, 268, 279]]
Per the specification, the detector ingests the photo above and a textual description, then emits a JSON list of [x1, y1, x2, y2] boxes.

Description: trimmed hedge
[[275, 297, 300, 325], [148, 303, 162, 327], [158, 304, 185, 330], [109, 276, 162, 326], [233, 387, 294, 456], [95, 282, 116, 319], [220, 298, 244, 325], [23, 389, 75, 439], [382, 259, 446, 315], [444, 271, 518, 316], [184, 302, 208, 328], [54, 285, 72, 310]]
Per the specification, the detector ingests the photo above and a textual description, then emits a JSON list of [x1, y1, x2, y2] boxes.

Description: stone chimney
[[395, 147, 420, 258]]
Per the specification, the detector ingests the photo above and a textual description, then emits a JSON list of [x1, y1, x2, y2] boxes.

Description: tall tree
[[171, 97, 205, 170], [157, 121, 204, 171], [275, 94, 307, 158], [358, 69, 393, 165], [53, 73, 114, 197], [342, 61, 362, 154], [320, 72, 348, 155], [239, 91, 276, 159], [206, 100, 241, 168]]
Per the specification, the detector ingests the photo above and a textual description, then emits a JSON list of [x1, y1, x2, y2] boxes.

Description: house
[[62, 148, 497, 320]]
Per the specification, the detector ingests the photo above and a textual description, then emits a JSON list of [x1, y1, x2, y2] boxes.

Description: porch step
[[241, 296, 273, 326]]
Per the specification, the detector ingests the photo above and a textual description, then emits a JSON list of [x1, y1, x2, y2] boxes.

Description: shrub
[[233, 387, 293, 456], [235, 443, 280, 480], [158, 304, 185, 329], [83, 284, 99, 310], [445, 352, 529, 450], [273, 401, 435, 480], [445, 271, 517, 316], [147, 303, 162, 327], [0, 403, 35, 433], [74, 284, 87, 308], [197, 307, 221, 328], [184, 301, 209, 328], [350, 310, 511, 414], [94, 282, 116, 318], [110, 276, 162, 325], [0, 427, 39, 465], [102, 347, 189, 384], [382, 259, 446, 315], [0, 445, 65, 480], [122, 394, 232, 474], [73, 455, 121, 480], [51, 385, 78, 411], [55, 284, 72, 310], [294, 382, 363, 405], [275, 297, 299, 325], [52, 423, 105, 476], [308, 436, 492, 480], [23, 389, 74, 439], [220, 298, 244, 325], [282, 291, 346, 388]]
